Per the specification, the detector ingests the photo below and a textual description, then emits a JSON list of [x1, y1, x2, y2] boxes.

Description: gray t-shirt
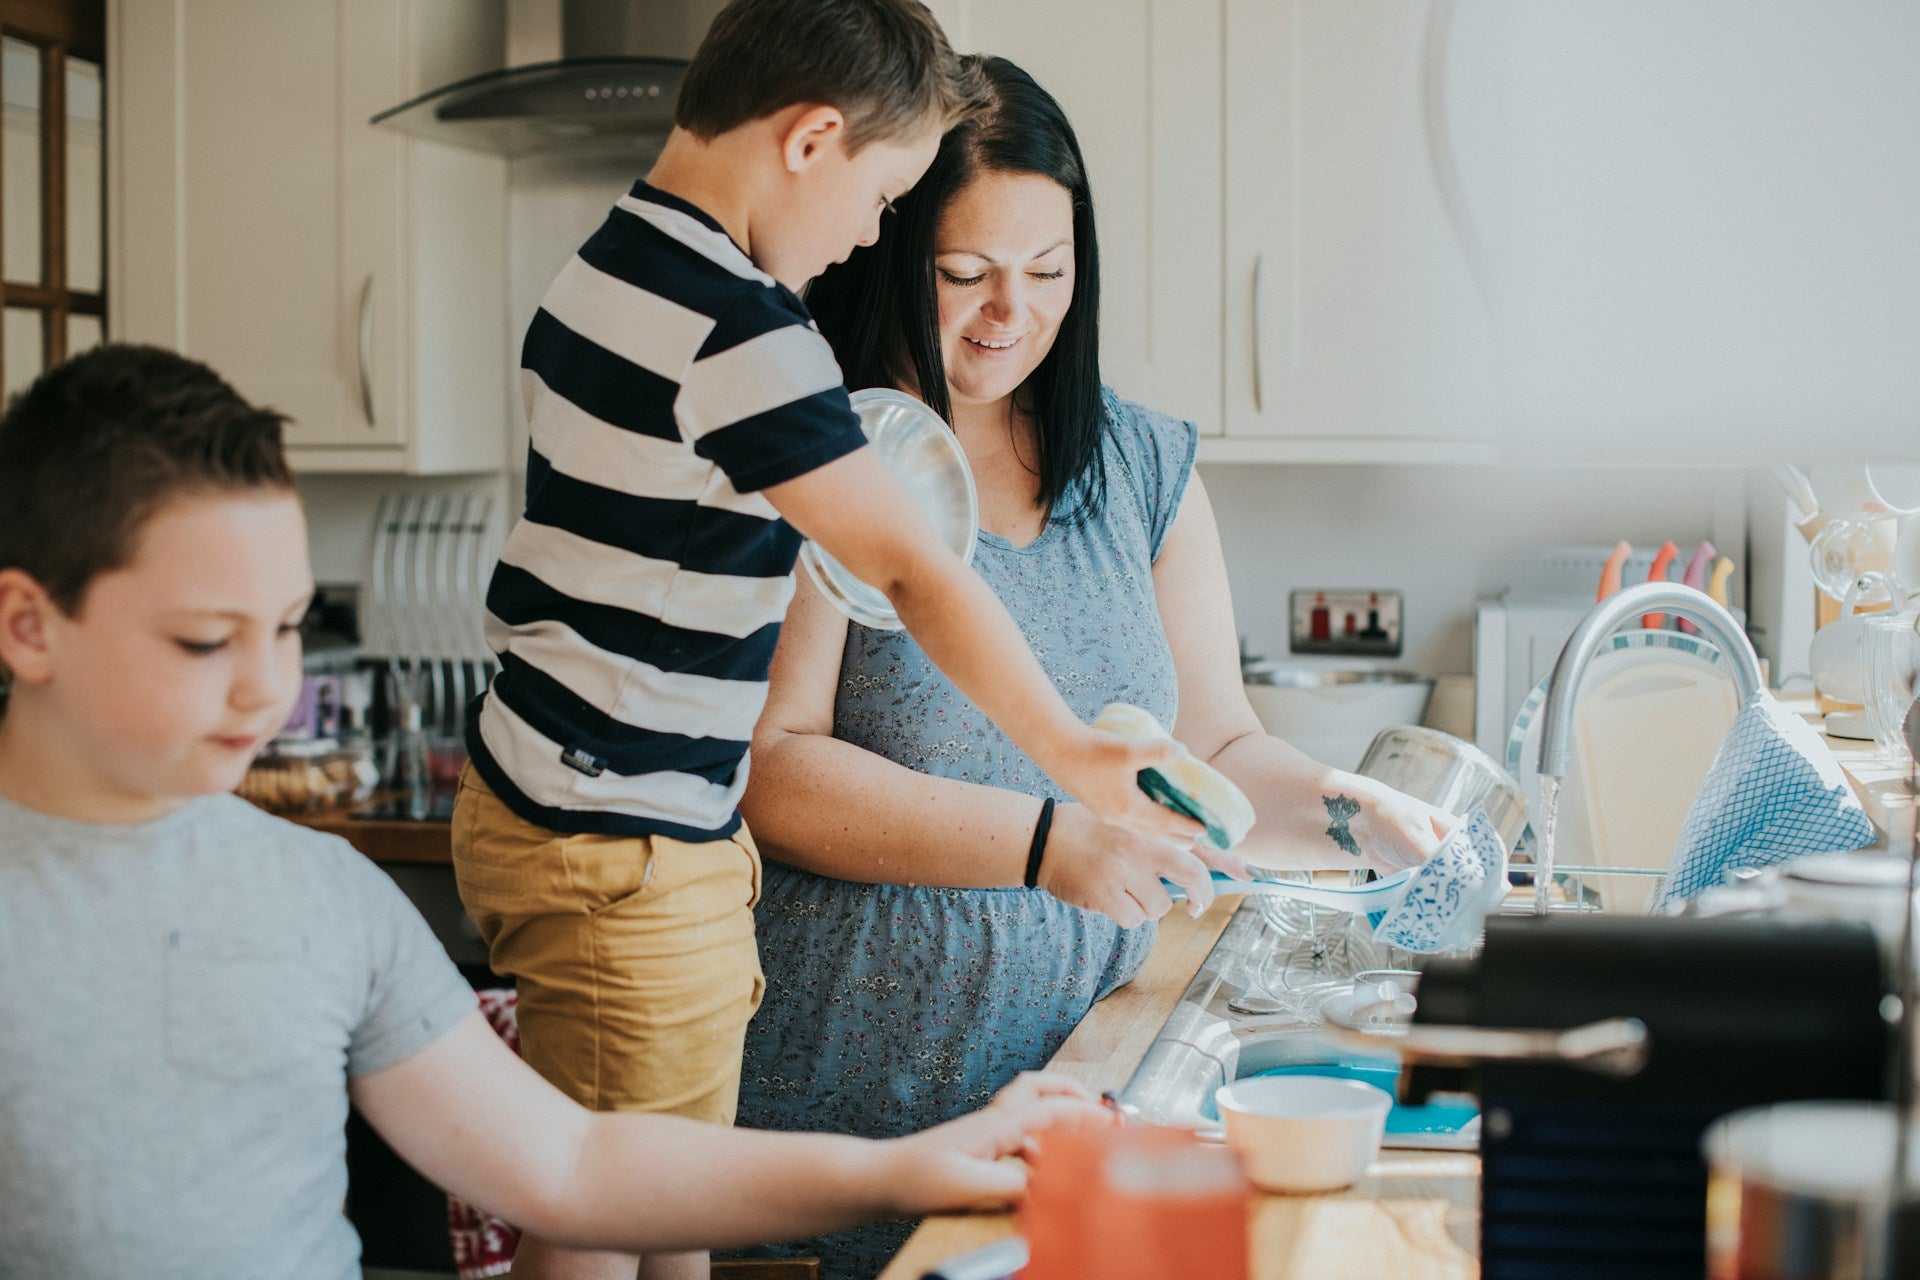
[[0, 791, 476, 1279]]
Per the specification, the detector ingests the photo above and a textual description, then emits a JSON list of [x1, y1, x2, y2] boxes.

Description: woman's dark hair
[[806, 55, 1108, 523]]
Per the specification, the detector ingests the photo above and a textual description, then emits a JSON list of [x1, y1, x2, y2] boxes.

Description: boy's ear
[[780, 104, 848, 173], [0, 568, 57, 686]]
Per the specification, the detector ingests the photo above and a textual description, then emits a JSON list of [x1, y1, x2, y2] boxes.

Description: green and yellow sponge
[[1093, 703, 1256, 851]]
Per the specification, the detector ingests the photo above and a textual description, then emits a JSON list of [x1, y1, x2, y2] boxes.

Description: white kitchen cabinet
[[1219, 0, 1502, 463], [1471, 2, 1920, 466], [110, 0, 509, 474], [924, 0, 1223, 432]]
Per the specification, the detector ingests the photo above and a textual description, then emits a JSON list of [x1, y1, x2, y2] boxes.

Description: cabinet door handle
[[1421, 0, 1491, 307], [1250, 254, 1264, 414], [356, 274, 376, 428]]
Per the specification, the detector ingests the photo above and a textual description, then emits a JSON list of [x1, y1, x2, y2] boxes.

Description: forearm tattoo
[[1323, 793, 1362, 858]]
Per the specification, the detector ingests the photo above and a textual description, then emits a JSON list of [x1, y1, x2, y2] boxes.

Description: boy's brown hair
[[0, 343, 293, 616], [675, 0, 990, 152]]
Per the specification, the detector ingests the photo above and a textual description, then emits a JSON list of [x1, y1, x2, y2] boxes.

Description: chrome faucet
[[1532, 582, 1766, 913]]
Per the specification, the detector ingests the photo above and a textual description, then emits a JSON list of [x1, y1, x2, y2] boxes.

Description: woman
[[733, 58, 1451, 1278]]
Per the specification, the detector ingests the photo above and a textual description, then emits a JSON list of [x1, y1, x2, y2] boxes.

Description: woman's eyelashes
[[937, 267, 1068, 288]]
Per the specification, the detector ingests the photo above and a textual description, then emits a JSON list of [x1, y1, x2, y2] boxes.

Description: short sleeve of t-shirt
[[331, 847, 476, 1077], [1102, 389, 1199, 561], [675, 287, 870, 494]]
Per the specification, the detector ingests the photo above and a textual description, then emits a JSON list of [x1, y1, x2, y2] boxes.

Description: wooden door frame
[[1, 0, 106, 389]]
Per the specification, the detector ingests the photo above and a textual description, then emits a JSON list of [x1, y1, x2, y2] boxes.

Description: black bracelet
[[1024, 797, 1057, 889]]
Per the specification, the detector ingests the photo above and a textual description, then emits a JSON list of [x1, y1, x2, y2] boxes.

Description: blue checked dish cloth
[[1654, 691, 1876, 910]]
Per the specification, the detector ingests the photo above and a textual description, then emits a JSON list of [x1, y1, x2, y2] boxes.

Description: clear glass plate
[[798, 388, 979, 631]]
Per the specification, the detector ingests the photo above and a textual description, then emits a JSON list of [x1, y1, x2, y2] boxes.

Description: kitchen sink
[[1116, 896, 1481, 1149]]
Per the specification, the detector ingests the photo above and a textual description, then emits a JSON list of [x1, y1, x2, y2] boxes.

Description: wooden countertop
[[881, 698, 1911, 1279], [877, 897, 1477, 1280], [286, 796, 453, 863], [1811, 706, 1918, 839]]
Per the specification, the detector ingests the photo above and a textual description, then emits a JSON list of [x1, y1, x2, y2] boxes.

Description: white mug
[[1809, 573, 1899, 704]]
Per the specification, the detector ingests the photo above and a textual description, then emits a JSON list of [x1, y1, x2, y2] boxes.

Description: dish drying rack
[[363, 490, 502, 738], [1222, 875, 1444, 1028]]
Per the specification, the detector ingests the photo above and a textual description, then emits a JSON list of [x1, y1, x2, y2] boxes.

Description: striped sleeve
[[676, 290, 869, 493]]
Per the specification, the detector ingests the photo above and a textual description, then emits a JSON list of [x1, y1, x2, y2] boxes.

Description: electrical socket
[[1289, 589, 1403, 657]]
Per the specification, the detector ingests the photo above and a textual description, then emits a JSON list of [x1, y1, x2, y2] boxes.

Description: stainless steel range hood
[[373, 0, 729, 156]]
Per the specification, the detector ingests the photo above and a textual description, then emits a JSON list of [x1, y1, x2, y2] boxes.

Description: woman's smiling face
[[934, 169, 1076, 411]]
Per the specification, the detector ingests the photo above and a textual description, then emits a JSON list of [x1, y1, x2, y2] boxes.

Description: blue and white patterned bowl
[[1370, 808, 1510, 953]]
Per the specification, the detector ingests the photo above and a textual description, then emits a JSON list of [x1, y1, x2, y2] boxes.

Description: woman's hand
[[1334, 777, 1454, 874], [1043, 726, 1210, 844], [878, 1072, 1106, 1216], [1035, 802, 1251, 927]]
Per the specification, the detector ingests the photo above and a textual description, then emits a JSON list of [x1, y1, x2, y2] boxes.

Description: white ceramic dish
[[1823, 709, 1874, 741], [1317, 985, 1416, 1031], [1776, 851, 1910, 947], [1506, 629, 1736, 911], [1369, 807, 1510, 953], [798, 388, 978, 631], [1213, 1075, 1393, 1193]]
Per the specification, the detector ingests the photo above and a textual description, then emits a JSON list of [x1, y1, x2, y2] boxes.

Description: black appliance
[[1403, 914, 1890, 1280]]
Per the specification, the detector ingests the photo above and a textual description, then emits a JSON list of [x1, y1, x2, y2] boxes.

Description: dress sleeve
[[335, 849, 477, 1077], [1103, 389, 1199, 562], [676, 289, 870, 493]]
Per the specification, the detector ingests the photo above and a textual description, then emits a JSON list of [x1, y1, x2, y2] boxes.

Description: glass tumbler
[[1860, 611, 1920, 765]]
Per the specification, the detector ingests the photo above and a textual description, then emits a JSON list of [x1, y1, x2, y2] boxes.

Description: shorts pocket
[[571, 832, 658, 917], [732, 832, 763, 909], [164, 930, 325, 1082]]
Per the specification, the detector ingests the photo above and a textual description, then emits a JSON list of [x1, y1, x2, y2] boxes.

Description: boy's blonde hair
[[675, 0, 991, 153]]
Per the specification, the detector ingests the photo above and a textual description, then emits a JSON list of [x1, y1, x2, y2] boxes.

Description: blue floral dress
[[733, 391, 1197, 1279]]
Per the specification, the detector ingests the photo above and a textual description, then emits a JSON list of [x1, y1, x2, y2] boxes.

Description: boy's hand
[[1037, 803, 1250, 926], [1048, 727, 1208, 844], [878, 1073, 1105, 1216]]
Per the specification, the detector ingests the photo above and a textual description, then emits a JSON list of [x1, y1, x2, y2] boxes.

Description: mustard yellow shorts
[[449, 766, 764, 1124]]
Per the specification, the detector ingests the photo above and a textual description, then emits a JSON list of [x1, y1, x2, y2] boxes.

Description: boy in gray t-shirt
[[0, 346, 1099, 1279], [0, 791, 475, 1278]]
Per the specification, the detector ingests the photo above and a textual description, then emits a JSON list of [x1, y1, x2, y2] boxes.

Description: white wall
[[504, 149, 657, 475], [1202, 463, 1748, 677]]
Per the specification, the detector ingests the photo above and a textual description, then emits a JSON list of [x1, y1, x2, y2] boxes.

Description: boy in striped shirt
[[454, 4, 1205, 1277]]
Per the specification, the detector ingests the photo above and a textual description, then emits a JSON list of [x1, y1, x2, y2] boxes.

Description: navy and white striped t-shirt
[[467, 182, 868, 841]]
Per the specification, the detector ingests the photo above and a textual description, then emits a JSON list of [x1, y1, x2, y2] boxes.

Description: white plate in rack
[[1506, 629, 1738, 912]]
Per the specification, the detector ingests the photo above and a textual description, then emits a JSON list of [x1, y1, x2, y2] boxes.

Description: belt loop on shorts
[[640, 845, 656, 890]]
